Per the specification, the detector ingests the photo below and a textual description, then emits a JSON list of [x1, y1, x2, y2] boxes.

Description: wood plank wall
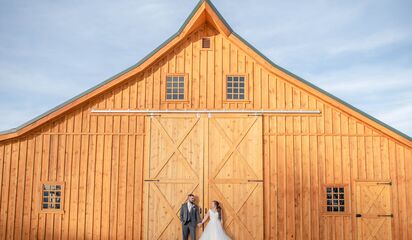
[[0, 23, 411, 239], [0, 113, 146, 240], [263, 113, 412, 240]]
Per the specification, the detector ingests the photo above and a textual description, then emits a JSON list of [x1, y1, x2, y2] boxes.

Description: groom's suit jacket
[[180, 202, 201, 226]]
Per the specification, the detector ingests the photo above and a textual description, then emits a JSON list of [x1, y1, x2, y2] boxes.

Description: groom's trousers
[[182, 223, 196, 240]]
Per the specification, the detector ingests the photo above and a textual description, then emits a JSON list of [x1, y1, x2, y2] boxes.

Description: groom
[[180, 193, 201, 240]]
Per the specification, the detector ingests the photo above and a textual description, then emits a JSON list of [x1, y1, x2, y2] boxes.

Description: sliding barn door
[[143, 115, 204, 240], [206, 115, 264, 240], [143, 114, 264, 240], [355, 181, 393, 240]]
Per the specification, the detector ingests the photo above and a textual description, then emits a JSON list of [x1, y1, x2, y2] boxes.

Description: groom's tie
[[188, 202, 192, 213]]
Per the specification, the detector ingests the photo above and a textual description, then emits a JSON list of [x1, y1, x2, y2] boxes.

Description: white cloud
[[375, 103, 412, 135], [0, 65, 90, 99], [327, 30, 410, 55], [311, 66, 412, 95], [307, 65, 412, 135]]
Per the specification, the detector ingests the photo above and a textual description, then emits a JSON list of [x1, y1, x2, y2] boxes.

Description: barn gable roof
[[0, 0, 411, 147]]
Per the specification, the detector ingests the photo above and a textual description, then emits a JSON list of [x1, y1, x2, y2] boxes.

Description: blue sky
[[0, 0, 411, 136]]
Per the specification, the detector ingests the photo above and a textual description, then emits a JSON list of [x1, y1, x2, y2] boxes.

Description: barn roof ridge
[[0, 0, 411, 144]]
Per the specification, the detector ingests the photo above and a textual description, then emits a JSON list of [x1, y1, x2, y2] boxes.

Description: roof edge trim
[[231, 31, 412, 142]]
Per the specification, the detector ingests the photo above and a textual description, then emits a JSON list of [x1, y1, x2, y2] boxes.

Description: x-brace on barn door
[[142, 114, 263, 240]]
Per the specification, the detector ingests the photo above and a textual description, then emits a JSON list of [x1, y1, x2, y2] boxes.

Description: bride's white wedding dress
[[200, 210, 231, 240]]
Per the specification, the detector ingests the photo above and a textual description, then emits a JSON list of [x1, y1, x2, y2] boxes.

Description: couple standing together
[[180, 194, 231, 240]]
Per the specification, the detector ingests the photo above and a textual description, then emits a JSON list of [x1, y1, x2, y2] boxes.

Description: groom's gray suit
[[180, 202, 201, 240]]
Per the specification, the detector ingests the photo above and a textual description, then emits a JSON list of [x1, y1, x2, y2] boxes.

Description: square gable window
[[41, 182, 64, 213], [322, 184, 349, 214], [226, 75, 247, 101], [166, 75, 187, 101]]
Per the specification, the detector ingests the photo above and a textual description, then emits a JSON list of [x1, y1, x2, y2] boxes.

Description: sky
[[0, 0, 411, 136]]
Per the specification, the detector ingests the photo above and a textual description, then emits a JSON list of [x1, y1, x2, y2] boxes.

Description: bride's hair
[[212, 200, 222, 220]]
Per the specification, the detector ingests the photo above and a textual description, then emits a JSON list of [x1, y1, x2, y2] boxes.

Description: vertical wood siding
[[0, 113, 145, 240], [263, 114, 412, 240], [0, 23, 411, 239]]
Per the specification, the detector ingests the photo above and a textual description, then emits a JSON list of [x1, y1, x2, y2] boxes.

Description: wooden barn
[[0, 0, 411, 239]]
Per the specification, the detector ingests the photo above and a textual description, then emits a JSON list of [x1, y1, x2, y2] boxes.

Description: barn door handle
[[378, 214, 393, 218], [144, 179, 160, 182], [356, 214, 362, 218], [248, 180, 263, 182], [377, 182, 392, 185], [147, 114, 161, 117]]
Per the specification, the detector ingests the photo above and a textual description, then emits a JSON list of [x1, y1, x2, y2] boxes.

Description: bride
[[198, 200, 231, 240]]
